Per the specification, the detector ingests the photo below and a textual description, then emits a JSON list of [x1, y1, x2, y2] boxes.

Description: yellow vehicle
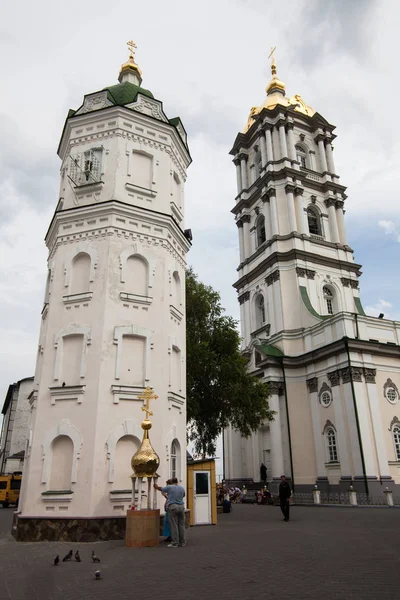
[[0, 472, 22, 508]]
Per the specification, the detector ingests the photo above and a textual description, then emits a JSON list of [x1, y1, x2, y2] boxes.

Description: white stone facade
[[225, 69, 400, 495], [18, 67, 191, 518], [0, 377, 34, 474]]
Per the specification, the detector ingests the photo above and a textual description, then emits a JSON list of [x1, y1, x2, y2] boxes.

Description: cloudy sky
[[0, 0, 400, 409]]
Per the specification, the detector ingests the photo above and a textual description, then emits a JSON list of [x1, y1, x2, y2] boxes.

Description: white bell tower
[[16, 43, 191, 540]]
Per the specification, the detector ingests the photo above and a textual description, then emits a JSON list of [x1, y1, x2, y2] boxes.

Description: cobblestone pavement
[[0, 504, 399, 600]]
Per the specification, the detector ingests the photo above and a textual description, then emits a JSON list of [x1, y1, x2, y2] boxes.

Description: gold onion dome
[[243, 48, 315, 133], [131, 387, 160, 478], [119, 39, 142, 84]]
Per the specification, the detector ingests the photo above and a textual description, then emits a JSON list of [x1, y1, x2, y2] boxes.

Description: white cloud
[[379, 220, 400, 241], [364, 299, 395, 319]]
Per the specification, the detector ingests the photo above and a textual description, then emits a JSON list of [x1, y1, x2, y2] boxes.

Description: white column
[[261, 197, 272, 240], [239, 300, 246, 347], [278, 123, 288, 159], [342, 380, 363, 476], [285, 185, 297, 232], [330, 376, 351, 476], [326, 199, 340, 243], [309, 150, 316, 171], [242, 215, 251, 258], [234, 159, 242, 193], [317, 137, 328, 172], [294, 187, 307, 234], [286, 124, 296, 161], [269, 191, 279, 236], [308, 379, 326, 478], [240, 154, 248, 189], [336, 201, 348, 245], [244, 293, 251, 339], [352, 379, 377, 476], [268, 386, 285, 478], [237, 221, 245, 262], [325, 141, 336, 173], [271, 276, 283, 332], [365, 373, 391, 478], [265, 127, 274, 163], [259, 131, 267, 169]]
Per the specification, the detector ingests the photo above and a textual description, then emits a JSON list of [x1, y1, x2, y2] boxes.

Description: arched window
[[170, 439, 181, 480], [323, 286, 335, 315], [393, 425, 400, 461], [114, 435, 140, 489], [325, 427, 338, 462], [295, 144, 307, 169], [254, 149, 262, 179], [49, 435, 74, 490], [307, 206, 322, 236], [125, 255, 148, 296], [256, 215, 266, 247], [255, 294, 266, 329], [70, 252, 91, 295]]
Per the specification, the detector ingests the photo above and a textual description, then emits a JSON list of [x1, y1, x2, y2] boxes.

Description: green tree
[[186, 267, 274, 456]]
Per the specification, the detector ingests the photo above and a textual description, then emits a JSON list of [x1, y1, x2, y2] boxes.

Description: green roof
[[258, 344, 284, 357], [354, 296, 366, 316], [104, 81, 154, 105], [300, 286, 331, 320]]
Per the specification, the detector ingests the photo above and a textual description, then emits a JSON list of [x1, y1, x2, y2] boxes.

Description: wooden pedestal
[[125, 509, 160, 547]]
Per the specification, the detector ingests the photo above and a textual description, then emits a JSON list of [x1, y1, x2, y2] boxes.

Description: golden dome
[[243, 49, 315, 133], [131, 419, 160, 478], [119, 40, 142, 83]]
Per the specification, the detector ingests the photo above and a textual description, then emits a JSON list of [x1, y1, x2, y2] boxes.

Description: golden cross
[[127, 40, 137, 60], [268, 46, 276, 66], [138, 386, 158, 420]]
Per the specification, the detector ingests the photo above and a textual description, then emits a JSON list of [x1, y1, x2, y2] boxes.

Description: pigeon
[[94, 569, 101, 580], [91, 551, 100, 563], [75, 550, 81, 562], [53, 555, 60, 566], [62, 382, 66, 387], [62, 550, 73, 562]]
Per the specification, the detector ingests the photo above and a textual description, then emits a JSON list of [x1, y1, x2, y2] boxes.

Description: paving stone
[[0, 504, 399, 599]]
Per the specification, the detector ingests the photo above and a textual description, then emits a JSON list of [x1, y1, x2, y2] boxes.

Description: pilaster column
[[315, 134, 328, 173], [241, 214, 251, 259], [236, 219, 245, 263], [325, 141, 336, 173], [278, 121, 288, 159], [268, 383, 285, 479], [307, 378, 326, 478], [309, 150, 316, 171], [285, 184, 297, 232], [286, 123, 296, 161], [327, 370, 351, 477], [234, 158, 242, 193], [238, 291, 250, 342], [265, 127, 274, 163], [239, 153, 248, 189], [325, 198, 340, 243], [294, 186, 307, 234], [244, 292, 251, 339], [258, 130, 267, 169], [364, 369, 391, 479], [261, 194, 272, 240], [335, 201, 348, 245], [267, 188, 279, 236]]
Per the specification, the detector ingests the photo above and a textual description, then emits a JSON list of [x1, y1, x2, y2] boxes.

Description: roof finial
[[268, 46, 277, 76], [266, 45, 285, 96], [118, 39, 142, 85]]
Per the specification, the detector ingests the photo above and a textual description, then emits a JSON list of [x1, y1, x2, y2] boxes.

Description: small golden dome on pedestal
[[130, 387, 160, 478]]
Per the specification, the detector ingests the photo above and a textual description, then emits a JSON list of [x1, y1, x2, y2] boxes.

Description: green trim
[[41, 490, 73, 495], [300, 286, 330, 320], [354, 297, 366, 316], [257, 344, 284, 357]]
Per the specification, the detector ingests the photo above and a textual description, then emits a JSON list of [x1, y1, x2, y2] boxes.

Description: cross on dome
[[138, 386, 159, 420]]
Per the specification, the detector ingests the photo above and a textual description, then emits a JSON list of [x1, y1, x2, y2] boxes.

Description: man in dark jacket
[[279, 475, 291, 521]]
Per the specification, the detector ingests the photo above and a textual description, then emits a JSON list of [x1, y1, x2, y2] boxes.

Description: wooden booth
[[187, 458, 217, 526]]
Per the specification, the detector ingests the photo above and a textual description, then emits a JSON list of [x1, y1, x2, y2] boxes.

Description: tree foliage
[[186, 267, 274, 456]]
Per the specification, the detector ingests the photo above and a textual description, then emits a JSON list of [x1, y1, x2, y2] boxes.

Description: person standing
[[162, 479, 172, 542], [279, 475, 291, 522], [260, 463, 267, 484], [154, 477, 186, 547]]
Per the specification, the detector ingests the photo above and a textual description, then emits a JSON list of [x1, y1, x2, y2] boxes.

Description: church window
[[256, 215, 266, 247], [255, 294, 266, 329], [170, 439, 181, 480], [62, 334, 84, 385], [307, 206, 322, 236], [387, 388, 398, 404], [70, 149, 102, 186], [132, 151, 153, 189], [325, 427, 338, 462], [323, 286, 335, 315], [172, 271, 181, 308], [114, 435, 140, 489], [121, 335, 146, 386], [295, 145, 307, 169], [393, 426, 400, 461], [70, 252, 91, 295], [321, 391, 332, 407], [254, 148, 262, 179], [49, 435, 74, 490], [125, 255, 148, 296], [171, 345, 182, 392]]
